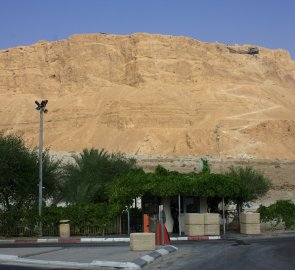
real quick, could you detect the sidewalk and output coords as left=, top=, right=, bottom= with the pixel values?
left=2, top=229, right=295, bottom=245
left=0, top=243, right=177, bottom=269
left=1, top=229, right=295, bottom=245
left=0, top=231, right=294, bottom=269
left=0, top=233, right=219, bottom=269
left=0, top=234, right=221, bottom=245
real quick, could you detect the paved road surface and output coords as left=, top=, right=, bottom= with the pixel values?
left=147, top=237, right=295, bottom=270
left=0, top=236, right=294, bottom=269
left=0, top=266, right=69, bottom=270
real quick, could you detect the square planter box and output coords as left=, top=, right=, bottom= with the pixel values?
left=204, top=224, right=220, bottom=236
left=240, top=213, right=260, bottom=224
left=240, top=223, right=261, bottom=235
left=185, top=214, right=204, bottom=225
left=185, top=224, right=205, bottom=236
left=130, top=233, right=155, bottom=251
left=204, top=214, right=220, bottom=225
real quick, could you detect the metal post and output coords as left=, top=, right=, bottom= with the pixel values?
left=35, top=99, right=48, bottom=238
left=159, top=205, right=164, bottom=245
left=178, top=194, right=181, bottom=236
left=119, top=215, right=122, bottom=235
left=222, top=197, right=226, bottom=236
left=38, top=109, right=43, bottom=237
left=215, top=126, right=220, bottom=159
left=127, top=208, right=130, bottom=235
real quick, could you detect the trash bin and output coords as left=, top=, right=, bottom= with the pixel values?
left=59, top=220, right=70, bottom=238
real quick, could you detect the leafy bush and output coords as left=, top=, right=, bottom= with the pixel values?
left=108, top=165, right=271, bottom=214
left=258, top=200, right=295, bottom=230
left=0, top=203, right=112, bottom=236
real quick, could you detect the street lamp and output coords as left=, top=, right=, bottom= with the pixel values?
left=35, top=99, right=48, bottom=237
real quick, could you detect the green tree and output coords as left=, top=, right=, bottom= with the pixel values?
left=226, top=166, right=272, bottom=214
left=108, top=165, right=271, bottom=216
left=0, top=132, right=61, bottom=210
left=60, top=148, right=136, bottom=204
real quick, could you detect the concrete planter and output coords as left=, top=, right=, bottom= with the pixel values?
left=204, top=213, right=220, bottom=225
left=240, top=223, right=261, bottom=234
left=184, top=224, right=205, bottom=236
left=204, top=224, right=220, bottom=236
left=240, top=213, right=260, bottom=224
left=130, top=233, right=156, bottom=251
left=240, top=213, right=261, bottom=235
left=184, top=214, right=204, bottom=225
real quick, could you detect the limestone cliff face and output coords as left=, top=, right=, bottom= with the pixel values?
left=0, top=33, right=295, bottom=159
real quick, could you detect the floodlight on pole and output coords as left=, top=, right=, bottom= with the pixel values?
left=35, top=99, right=48, bottom=237
left=215, top=126, right=220, bottom=159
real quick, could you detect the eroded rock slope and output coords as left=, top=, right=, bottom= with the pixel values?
left=0, top=33, right=295, bottom=159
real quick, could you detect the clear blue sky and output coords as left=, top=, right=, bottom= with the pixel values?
left=1, top=0, right=294, bottom=59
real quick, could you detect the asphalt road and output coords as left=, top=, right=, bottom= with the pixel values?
left=0, top=237, right=294, bottom=270
left=0, top=242, right=127, bottom=248
left=147, top=237, right=295, bottom=270
left=0, top=266, right=69, bottom=270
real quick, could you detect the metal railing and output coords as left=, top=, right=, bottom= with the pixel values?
left=0, top=213, right=142, bottom=237
left=0, top=223, right=119, bottom=237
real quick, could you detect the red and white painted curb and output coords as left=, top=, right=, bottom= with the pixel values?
left=0, top=235, right=220, bottom=244
left=170, top=236, right=221, bottom=241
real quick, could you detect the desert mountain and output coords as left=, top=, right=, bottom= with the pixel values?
left=0, top=33, right=295, bottom=159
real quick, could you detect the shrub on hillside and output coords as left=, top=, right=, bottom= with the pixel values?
left=258, top=200, right=295, bottom=230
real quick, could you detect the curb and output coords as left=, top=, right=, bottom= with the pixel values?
left=170, top=236, right=220, bottom=241
left=132, top=245, right=178, bottom=268
left=2, top=232, right=293, bottom=245
left=0, top=245, right=178, bottom=269
left=0, top=236, right=220, bottom=245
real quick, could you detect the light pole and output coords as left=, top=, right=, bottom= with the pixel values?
left=35, top=100, right=48, bottom=237
left=215, top=125, right=220, bottom=159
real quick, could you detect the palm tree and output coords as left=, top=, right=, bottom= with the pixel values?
left=60, top=148, right=136, bottom=204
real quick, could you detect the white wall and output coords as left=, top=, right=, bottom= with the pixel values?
left=162, top=197, right=173, bottom=232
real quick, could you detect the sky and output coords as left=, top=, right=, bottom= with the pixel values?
left=1, top=0, right=294, bottom=59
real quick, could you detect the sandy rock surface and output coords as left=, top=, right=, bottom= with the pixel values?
left=1, top=33, right=294, bottom=159
left=1, top=33, right=294, bottom=202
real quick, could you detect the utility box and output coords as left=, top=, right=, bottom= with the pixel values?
left=59, top=220, right=70, bottom=238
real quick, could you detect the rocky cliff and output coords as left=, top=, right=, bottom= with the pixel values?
left=1, top=33, right=295, bottom=159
